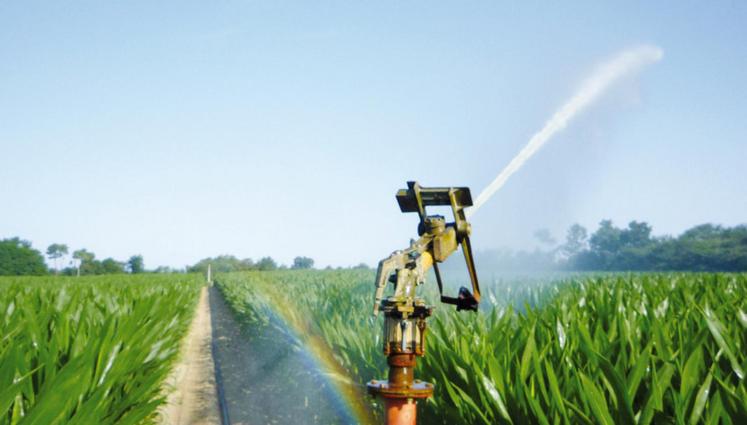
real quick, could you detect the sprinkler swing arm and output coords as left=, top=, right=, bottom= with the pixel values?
left=372, top=182, right=481, bottom=316
left=368, top=181, right=481, bottom=425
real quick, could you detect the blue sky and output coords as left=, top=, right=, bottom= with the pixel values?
left=1, top=1, right=745, bottom=268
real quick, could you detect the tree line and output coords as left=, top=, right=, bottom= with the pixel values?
left=563, top=221, right=747, bottom=271
left=472, top=221, right=747, bottom=272
left=187, top=255, right=316, bottom=274
left=3, top=220, right=745, bottom=276
left=0, top=238, right=146, bottom=276
left=0, top=238, right=321, bottom=276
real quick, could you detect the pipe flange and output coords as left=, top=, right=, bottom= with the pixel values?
left=367, top=380, right=434, bottom=399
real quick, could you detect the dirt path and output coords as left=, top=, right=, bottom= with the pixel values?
left=157, top=285, right=355, bottom=424
left=158, top=286, right=221, bottom=425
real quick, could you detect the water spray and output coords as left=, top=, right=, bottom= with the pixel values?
left=467, top=45, right=663, bottom=218
left=367, top=46, right=662, bottom=425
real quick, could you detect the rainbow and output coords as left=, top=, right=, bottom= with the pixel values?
left=262, top=293, right=378, bottom=425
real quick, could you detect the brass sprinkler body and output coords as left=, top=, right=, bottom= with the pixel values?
left=368, top=267, right=434, bottom=423
left=368, top=182, right=481, bottom=425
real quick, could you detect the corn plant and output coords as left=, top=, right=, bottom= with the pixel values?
left=217, top=271, right=747, bottom=424
left=0, top=274, right=202, bottom=425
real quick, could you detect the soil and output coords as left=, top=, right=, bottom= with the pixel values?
left=157, top=285, right=356, bottom=425
left=158, top=286, right=221, bottom=425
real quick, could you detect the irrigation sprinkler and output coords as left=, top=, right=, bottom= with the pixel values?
left=368, top=181, right=481, bottom=425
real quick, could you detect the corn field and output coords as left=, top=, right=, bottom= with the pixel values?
left=0, top=274, right=202, bottom=425
left=217, top=271, right=747, bottom=424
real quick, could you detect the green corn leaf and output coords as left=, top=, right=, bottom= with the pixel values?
left=544, top=360, right=568, bottom=422
left=595, top=352, right=636, bottom=425
left=638, top=362, right=675, bottom=425
left=689, top=370, right=713, bottom=425
left=627, top=341, right=652, bottom=400
left=680, top=344, right=704, bottom=400
left=480, top=373, right=512, bottom=424
left=703, top=306, right=745, bottom=380
left=564, top=399, right=595, bottom=425
left=520, top=324, right=536, bottom=382
left=713, top=376, right=747, bottom=422
left=578, top=372, right=615, bottom=425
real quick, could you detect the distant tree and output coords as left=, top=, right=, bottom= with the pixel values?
left=240, top=258, right=255, bottom=270
left=127, top=255, right=145, bottom=274
left=673, top=224, right=747, bottom=271
left=0, top=237, right=47, bottom=276
left=680, top=223, right=723, bottom=241
left=353, top=263, right=370, bottom=270
left=620, top=221, right=653, bottom=248
left=154, top=266, right=176, bottom=273
left=72, top=249, right=95, bottom=276
left=564, top=220, right=747, bottom=271
left=588, top=220, right=623, bottom=269
left=101, top=258, right=125, bottom=274
left=73, top=249, right=94, bottom=263
left=589, top=220, right=622, bottom=253
left=291, top=256, right=314, bottom=269
left=256, top=256, right=277, bottom=271
left=533, top=228, right=557, bottom=246
left=561, top=224, right=588, bottom=259
left=188, top=255, right=252, bottom=274
left=46, top=243, right=69, bottom=274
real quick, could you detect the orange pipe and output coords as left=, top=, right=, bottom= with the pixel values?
left=369, top=336, right=432, bottom=424
left=385, top=399, right=417, bottom=425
